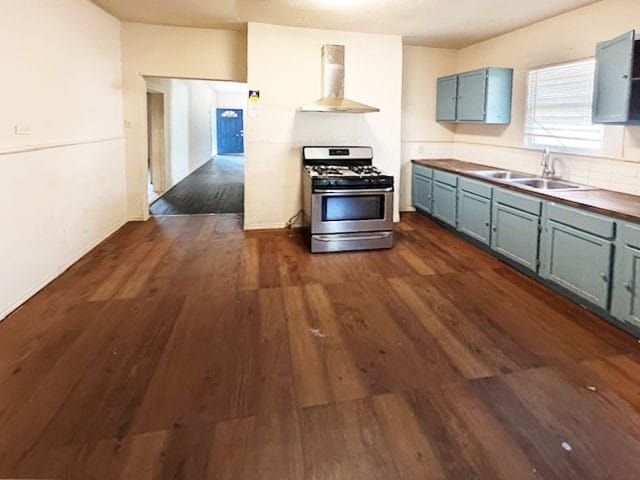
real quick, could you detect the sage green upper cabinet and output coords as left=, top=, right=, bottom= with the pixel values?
left=540, top=203, right=615, bottom=310
left=436, top=75, right=458, bottom=122
left=592, top=30, right=640, bottom=124
left=457, top=70, right=487, bottom=121
left=612, top=223, right=640, bottom=327
left=436, top=67, right=513, bottom=124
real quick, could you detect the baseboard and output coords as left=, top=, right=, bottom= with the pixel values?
left=243, top=222, right=288, bottom=231
left=0, top=219, right=127, bottom=322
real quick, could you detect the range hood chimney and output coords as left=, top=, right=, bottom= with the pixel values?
left=298, top=44, right=380, bottom=114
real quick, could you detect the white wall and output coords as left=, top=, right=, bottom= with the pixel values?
left=121, top=23, right=247, bottom=219
left=452, top=0, right=640, bottom=193
left=0, top=0, right=126, bottom=320
left=246, top=22, right=403, bottom=229
left=215, top=91, right=247, bottom=110
left=401, top=45, right=458, bottom=210
left=145, top=78, right=214, bottom=192
left=188, top=81, right=214, bottom=174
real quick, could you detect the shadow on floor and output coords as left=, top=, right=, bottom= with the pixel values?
left=150, top=155, right=244, bottom=215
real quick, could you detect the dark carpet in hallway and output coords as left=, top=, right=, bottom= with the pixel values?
left=150, top=154, right=244, bottom=215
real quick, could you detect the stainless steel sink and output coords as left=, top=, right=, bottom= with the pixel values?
left=510, top=178, right=594, bottom=191
left=475, top=170, right=537, bottom=180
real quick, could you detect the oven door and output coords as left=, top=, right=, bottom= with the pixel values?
left=311, top=188, right=394, bottom=235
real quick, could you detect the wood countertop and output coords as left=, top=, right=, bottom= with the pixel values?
left=412, top=158, right=640, bottom=223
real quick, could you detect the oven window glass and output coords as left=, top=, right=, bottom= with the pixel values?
left=322, top=195, right=385, bottom=222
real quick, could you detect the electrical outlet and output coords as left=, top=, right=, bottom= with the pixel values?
left=14, top=125, right=32, bottom=135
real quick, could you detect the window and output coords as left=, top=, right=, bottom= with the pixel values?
left=524, top=59, right=602, bottom=152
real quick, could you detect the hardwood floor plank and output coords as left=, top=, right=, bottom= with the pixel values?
left=371, top=393, right=449, bottom=480
left=1, top=212, right=640, bottom=478
left=299, top=398, right=400, bottom=480
left=288, top=284, right=369, bottom=408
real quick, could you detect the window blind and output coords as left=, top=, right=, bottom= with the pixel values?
left=524, top=59, right=602, bottom=151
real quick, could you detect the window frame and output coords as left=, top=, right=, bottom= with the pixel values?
left=523, top=58, right=603, bottom=155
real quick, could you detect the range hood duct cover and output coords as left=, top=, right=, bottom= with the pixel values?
left=298, top=44, right=380, bottom=114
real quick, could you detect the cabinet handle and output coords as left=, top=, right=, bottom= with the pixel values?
left=484, top=221, right=490, bottom=227
left=624, top=281, right=634, bottom=291
left=492, top=226, right=497, bottom=232
left=622, top=74, right=630, bottom=79
left=600, top=272, right=608, bottom=282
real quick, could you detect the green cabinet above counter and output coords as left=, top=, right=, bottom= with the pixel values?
left=592, top=30, right=640, bottom=124
left=436, top=67, right=513, bottom=124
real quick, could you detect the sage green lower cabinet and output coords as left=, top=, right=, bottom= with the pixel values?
left=612, top=223, right=640, bottom=327
left=412, top=164, right=433, bottom=213
left=410, top=165, right=640, bottom=337
left=539, top=203, right=615, bottom=310
left=490, top=189, right=541, bottom=272
left=432, top=171, right=458, bottom=227
left=457, top=178, right=492, bottom=245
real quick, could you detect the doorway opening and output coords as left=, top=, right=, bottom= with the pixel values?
left=145, top=77, right=247, bottom=216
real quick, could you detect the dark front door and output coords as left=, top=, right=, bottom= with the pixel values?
left=216, top=108, right=244, bottom=154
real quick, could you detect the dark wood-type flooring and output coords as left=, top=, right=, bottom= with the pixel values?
left=149, top=155, right=244, bottom=215
left=1, top=213, right=640, bottom=479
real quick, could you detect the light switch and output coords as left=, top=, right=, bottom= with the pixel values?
left=14, top=125, right=32, bottom=135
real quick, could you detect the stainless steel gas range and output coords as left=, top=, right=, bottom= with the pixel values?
left=302, top=146, right=394, bottom=253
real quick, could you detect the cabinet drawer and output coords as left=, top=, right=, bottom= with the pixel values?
left=541, top=220, right=613, bottom=310
left=494, top=188, right=542, bottom=216
left=433, top=170, right=458, bottom=187
left=619, top=222, right=640, bottom=248
left=547, top=203, right=615, bottom=239
left=459, top=177, right=492, bottom=199
left=413, top=163, right=433, bottom=178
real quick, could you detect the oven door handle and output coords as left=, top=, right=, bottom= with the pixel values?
left=313, top=187, right=393, bottom=194
left=314, top=232, right=393, bottom=242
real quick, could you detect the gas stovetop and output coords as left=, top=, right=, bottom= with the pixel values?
left=303, top=146, right=394, bottom=191
left=306, top=165, right=385, bottom=178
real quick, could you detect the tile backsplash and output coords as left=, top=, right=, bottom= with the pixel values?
left=450, top=142, right=640, bottom=196
left=401, top=140, right=640, bottom=212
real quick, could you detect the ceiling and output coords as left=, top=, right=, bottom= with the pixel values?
left=92, top=0, right=600, bottom=48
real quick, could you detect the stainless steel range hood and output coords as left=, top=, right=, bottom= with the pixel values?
left=298, top=44, right=380, bottom=114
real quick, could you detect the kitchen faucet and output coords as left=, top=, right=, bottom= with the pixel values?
left=541, top=147, right=555, bottom=178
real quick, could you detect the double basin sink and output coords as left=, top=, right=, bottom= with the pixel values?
left=474, top=170, right=594, bottom=192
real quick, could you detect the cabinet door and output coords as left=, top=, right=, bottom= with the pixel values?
left=612, top=224, right=640, bottom=327
left=412, top=173, right=432, bottom=213
left=540, top=221, right=612, bottom=310
left=436, top=75, right=458, bottom=122
left=593, top=30, right=635, bottom=123
left=491, top=203, right=540, bottom=272
left=433, top=181, right=457, bottom=227
left=457, top=69, right=487, bottom=122
left=458, top=190, right=491, bottom=245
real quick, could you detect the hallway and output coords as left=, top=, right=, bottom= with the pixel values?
left=149, top=154, right=244, bottom=215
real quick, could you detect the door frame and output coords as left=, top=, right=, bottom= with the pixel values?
left=146, top=89, right=168, bottom=196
